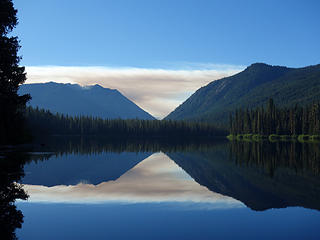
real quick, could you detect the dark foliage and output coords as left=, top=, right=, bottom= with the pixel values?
left=25, top=107, right=227, bottom=138
left=28, top=135, right=227, bottom=156
left=0, top=152, right=29, bottom=240
left=0, top=0, right=30, bottom=144
left=166, top=63, right=320, bottom=125
left=230, top=99, right=320, bottom=135
left=230, top=141, right=320, bottom=177
left=169, top=141, right=320, bottom=211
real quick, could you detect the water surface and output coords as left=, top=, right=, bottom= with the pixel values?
left=1, top=139, right=319, bottom=239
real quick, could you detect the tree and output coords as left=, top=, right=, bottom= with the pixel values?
left=229, top=99, right=320, bottom=136
left=0, top=0, right=30, bottom=144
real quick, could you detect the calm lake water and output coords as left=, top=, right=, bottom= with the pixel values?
left=1, top=138, right=320, bottom=239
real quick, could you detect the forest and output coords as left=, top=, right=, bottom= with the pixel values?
left=166, top=63, right=320, bottom=124
left=25, top=107, right=227, bottom=139
left=229, top=99, right=320, bottom=140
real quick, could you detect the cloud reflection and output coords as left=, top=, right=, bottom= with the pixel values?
left=22, top=153, right=243, bottom=208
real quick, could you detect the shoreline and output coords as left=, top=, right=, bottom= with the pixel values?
left=227, top=134, right=320, bottom=143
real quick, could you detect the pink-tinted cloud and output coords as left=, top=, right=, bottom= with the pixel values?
left=25, top=65, right=244, bottom=118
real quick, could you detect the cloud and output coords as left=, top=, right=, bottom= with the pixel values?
left=25, top=64, right=244, bottom=118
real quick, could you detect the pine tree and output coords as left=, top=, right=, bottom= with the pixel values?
left=0, top=0, right=30, bottom=143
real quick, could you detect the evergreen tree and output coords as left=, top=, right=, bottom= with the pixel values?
left=25, top=106, right=227, bottom=138
left=0, top=0, right=30, bottom=143
left=229, top=99, right=320, bottom=136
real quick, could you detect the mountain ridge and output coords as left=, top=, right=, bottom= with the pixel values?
left=19, top=82, right=155, bottom=120
left=166, top=63, right=320, bottom=124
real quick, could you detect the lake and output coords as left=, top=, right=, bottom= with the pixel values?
left=1, top=138, right=320, bottom=239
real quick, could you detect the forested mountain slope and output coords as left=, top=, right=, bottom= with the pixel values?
left=166, top=63, right=320, bottom=124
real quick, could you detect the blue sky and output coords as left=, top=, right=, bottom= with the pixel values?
left=15, top=0, right=320, bottom=67
left=13, top=0, right=320, bottom=117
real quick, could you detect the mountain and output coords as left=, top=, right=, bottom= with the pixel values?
left=19, top=82, right=155, bottom=119
left=167, top=142, right=320, bottom=211
left=166, top=63, right=320, bottom=124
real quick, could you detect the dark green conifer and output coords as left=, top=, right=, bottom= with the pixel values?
left=0, top=0, right=30, bottom=143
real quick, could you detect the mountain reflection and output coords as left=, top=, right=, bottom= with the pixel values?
left=168, top=141, right=320, bottom=211
left=2, top=136, right=319, bottom=240
left=22, top=152, right=152, bottom=186
left=22, top=152, right=243, bottom=208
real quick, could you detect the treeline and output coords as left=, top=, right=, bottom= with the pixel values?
left=25, top=107, right=227, bottom=138
left=229, top=99, right=320, bottom=136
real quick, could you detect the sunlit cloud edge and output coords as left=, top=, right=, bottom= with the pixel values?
left=24, top=64, right=245, bottom=118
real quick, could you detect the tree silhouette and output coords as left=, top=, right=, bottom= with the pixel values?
left=229, top=99, right=320, bottom=136
left=25, top=106, right=227, bottom=138
left=0, top=152, right=29, bottom=240
left=0, top=0, right=30, bottom=144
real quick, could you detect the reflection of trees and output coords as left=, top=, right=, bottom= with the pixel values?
left=30, top=136, right=227, bottom=156
left=230, top=141, right=320, bottom=177
left=31, top=137, right=320, bottom=177
left=168, top=142, right=320, bottom=211
left=0, top=152, right=29, bottom=240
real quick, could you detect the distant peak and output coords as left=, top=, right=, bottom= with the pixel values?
left=246, top=63, right=270, bottom=70
left=82, top=84, right=119, bottom=93
left=46, top=81, right=61, bottom=85
left=245, top=63, right=291, bottom=71
left=93, top=84, right=103, bottom=88
left=41, top=82, right=79, bottom=88
left=81, top=84, right=103, bottom=90
left=250, top=62, right=269, bottom=67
